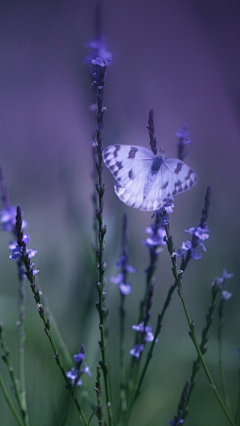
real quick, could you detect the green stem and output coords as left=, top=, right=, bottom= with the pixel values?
left=219, top=299, right=232, bottom=414
left=165, top=224, right=235, bottom=426
left=119, top=294, right=128, bottom=421
left=43, top=296, right=72, bottom=368
left=94, top=65, right=113, bottom=426
left=0, top=372, right=24, bottom=426
left=0, top=324, right=27, bottom=422
left=234, top=367, right=240, bottom=425
left=17, top=270, right=30, bottom=426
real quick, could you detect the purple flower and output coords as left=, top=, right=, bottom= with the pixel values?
left=129, top=344, right=144, bottom=359
left=144, top=226, right=166, bottom=248
left=110, top=249, right=136, bottom=296
left=176, top=240, right=192, bottom=258
left=131, top=322, right=155, bottom=345
left=85, top=37, right=112, bottom=65
left=222, top=268, right=234, bottom=280
left=92, top=57, right=112, bottom=67
left=9, top=234, right=39, bottom=275
left=183, top=225, right=210, bottom=260
left=0, top=206, right=27, bottom=233
left=221, top=290, right=233, bottom=301
left=169, top=420, right=184, bottom=426
left=66, top=345, right=92, bottom=387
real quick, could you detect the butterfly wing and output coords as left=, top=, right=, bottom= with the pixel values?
left=102, top=144, right=154, bottom=209
left=141, top=158, right=197, bottom=211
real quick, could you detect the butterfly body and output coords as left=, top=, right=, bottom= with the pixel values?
left=102, top=144, right=197, bottom=211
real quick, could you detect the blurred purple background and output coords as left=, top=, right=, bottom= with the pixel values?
left=0, top=1, right=240, bottom=425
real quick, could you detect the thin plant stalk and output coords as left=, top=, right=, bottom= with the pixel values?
left=93, top=63, right=113, bottom=426
left=183, top=278, right=220, bottom=419
left=0, top=323, right=24, bottom=420
left=0, top=372, right=24, bottom=426
left=218, top=297, right=232, bottom=414
left=14, top=206, right=88, bottom=426
left=133, top=185, right=212, bottom=404
left=164, top=222, right=235, bottom=426
left=17, top=265, right=29, bottom=426
left=119, top=214, right=129, bottom=421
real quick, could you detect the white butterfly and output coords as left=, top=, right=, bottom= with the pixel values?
left=102, top=144, right=197, bottom=211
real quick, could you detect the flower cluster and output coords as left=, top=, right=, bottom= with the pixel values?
left=144, top=200, right=174, bottom=249
left=176, top=224, right=210, bottom=260
left=212, top=268, right=234, bottom=301
left=110, top=253, right=136, bottom=295
left=0, top=205, right=27, bottom=233
left=85, top=36, right=112, bottom=65
left=130, top=323, right=156, bottom=359
left=9, top=234, right=39, bottom=277
left=66, top=345, right=92, bottom=387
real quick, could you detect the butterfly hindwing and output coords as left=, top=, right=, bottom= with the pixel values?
left=140, top=158, right=197, bottom=211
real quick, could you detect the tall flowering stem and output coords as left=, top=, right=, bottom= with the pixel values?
left=164, top=220, right=235, bottom=426
left=119, top=214, right=129, bottom=419
left=128, top=111, right=162, bottom=404
left=183, top=278, right=221, bottom=419
left=218, top=272, right=234, bottom=415
left=0, top=323, right=26, bottom=423
left=0, top=167, right=29, bottom=426
left=92, top=60, right=113, bottom=426
left=0, top=370, right=24, bottom=426
left=169, top=379, right=190, bottom=426
left=13, top=206, right=88, bottom=426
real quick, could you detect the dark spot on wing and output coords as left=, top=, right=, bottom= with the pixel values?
left=151, top=155, right=164, bottom=175
left=116, top=161, right=123, bottom=170
left=110, top=165, right=115, bottom=171
left=189, top=180, right=193, bottom=187
left=113, top=145, right=121, bottom=158
left=174, top=162, right=183, bottom=174
left=172, top=189, right=177, bottom=196
left=128, top=169, right=134, bottom=180
left=128, top=147, right=138, bottom=158
left=185, top=169, right=194, bottom=180
left=104, top=152, right=110, bottom=160
left=106, top=159, right=111, bottom=166
left=175, top=180, right=182, bottom=187
left=161, top=181, right=168, bottom=190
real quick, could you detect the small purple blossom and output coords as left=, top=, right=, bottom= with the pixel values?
left=176, top=240, right=192, bottom=258
left=110, top=250, right=136, bottom=296
left=85, top=36, right=112, bottom=65
left=130, top=322, right=156, bottom=356
left=66, top=345, right=92, bottom=387
left=222, top=268, right=234, bottom=280
left=129, top=344, right=144, bottom=359
left=221, top=290, right=233, bottom=301
left=9, top=234, right=38, bottom=275
left=182, top=224, right=210, bottom=260
left=144, top=226, right=166, bottom=248
left=92, top=57, right=112, bottom=67
left=0, top=206, right=27, bottom=233
left=169, top=420, right=184, bottom=426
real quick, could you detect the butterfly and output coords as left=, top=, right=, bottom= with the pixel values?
left=102, top=144, right=197, bottom=211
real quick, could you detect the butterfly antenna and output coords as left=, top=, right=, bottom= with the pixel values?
left=163, top=139, right=190, bottom=153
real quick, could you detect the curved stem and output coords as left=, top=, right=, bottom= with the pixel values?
left=164, top=224, right=235, bottom=426
left=0, top=372, right=24, bottom=426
